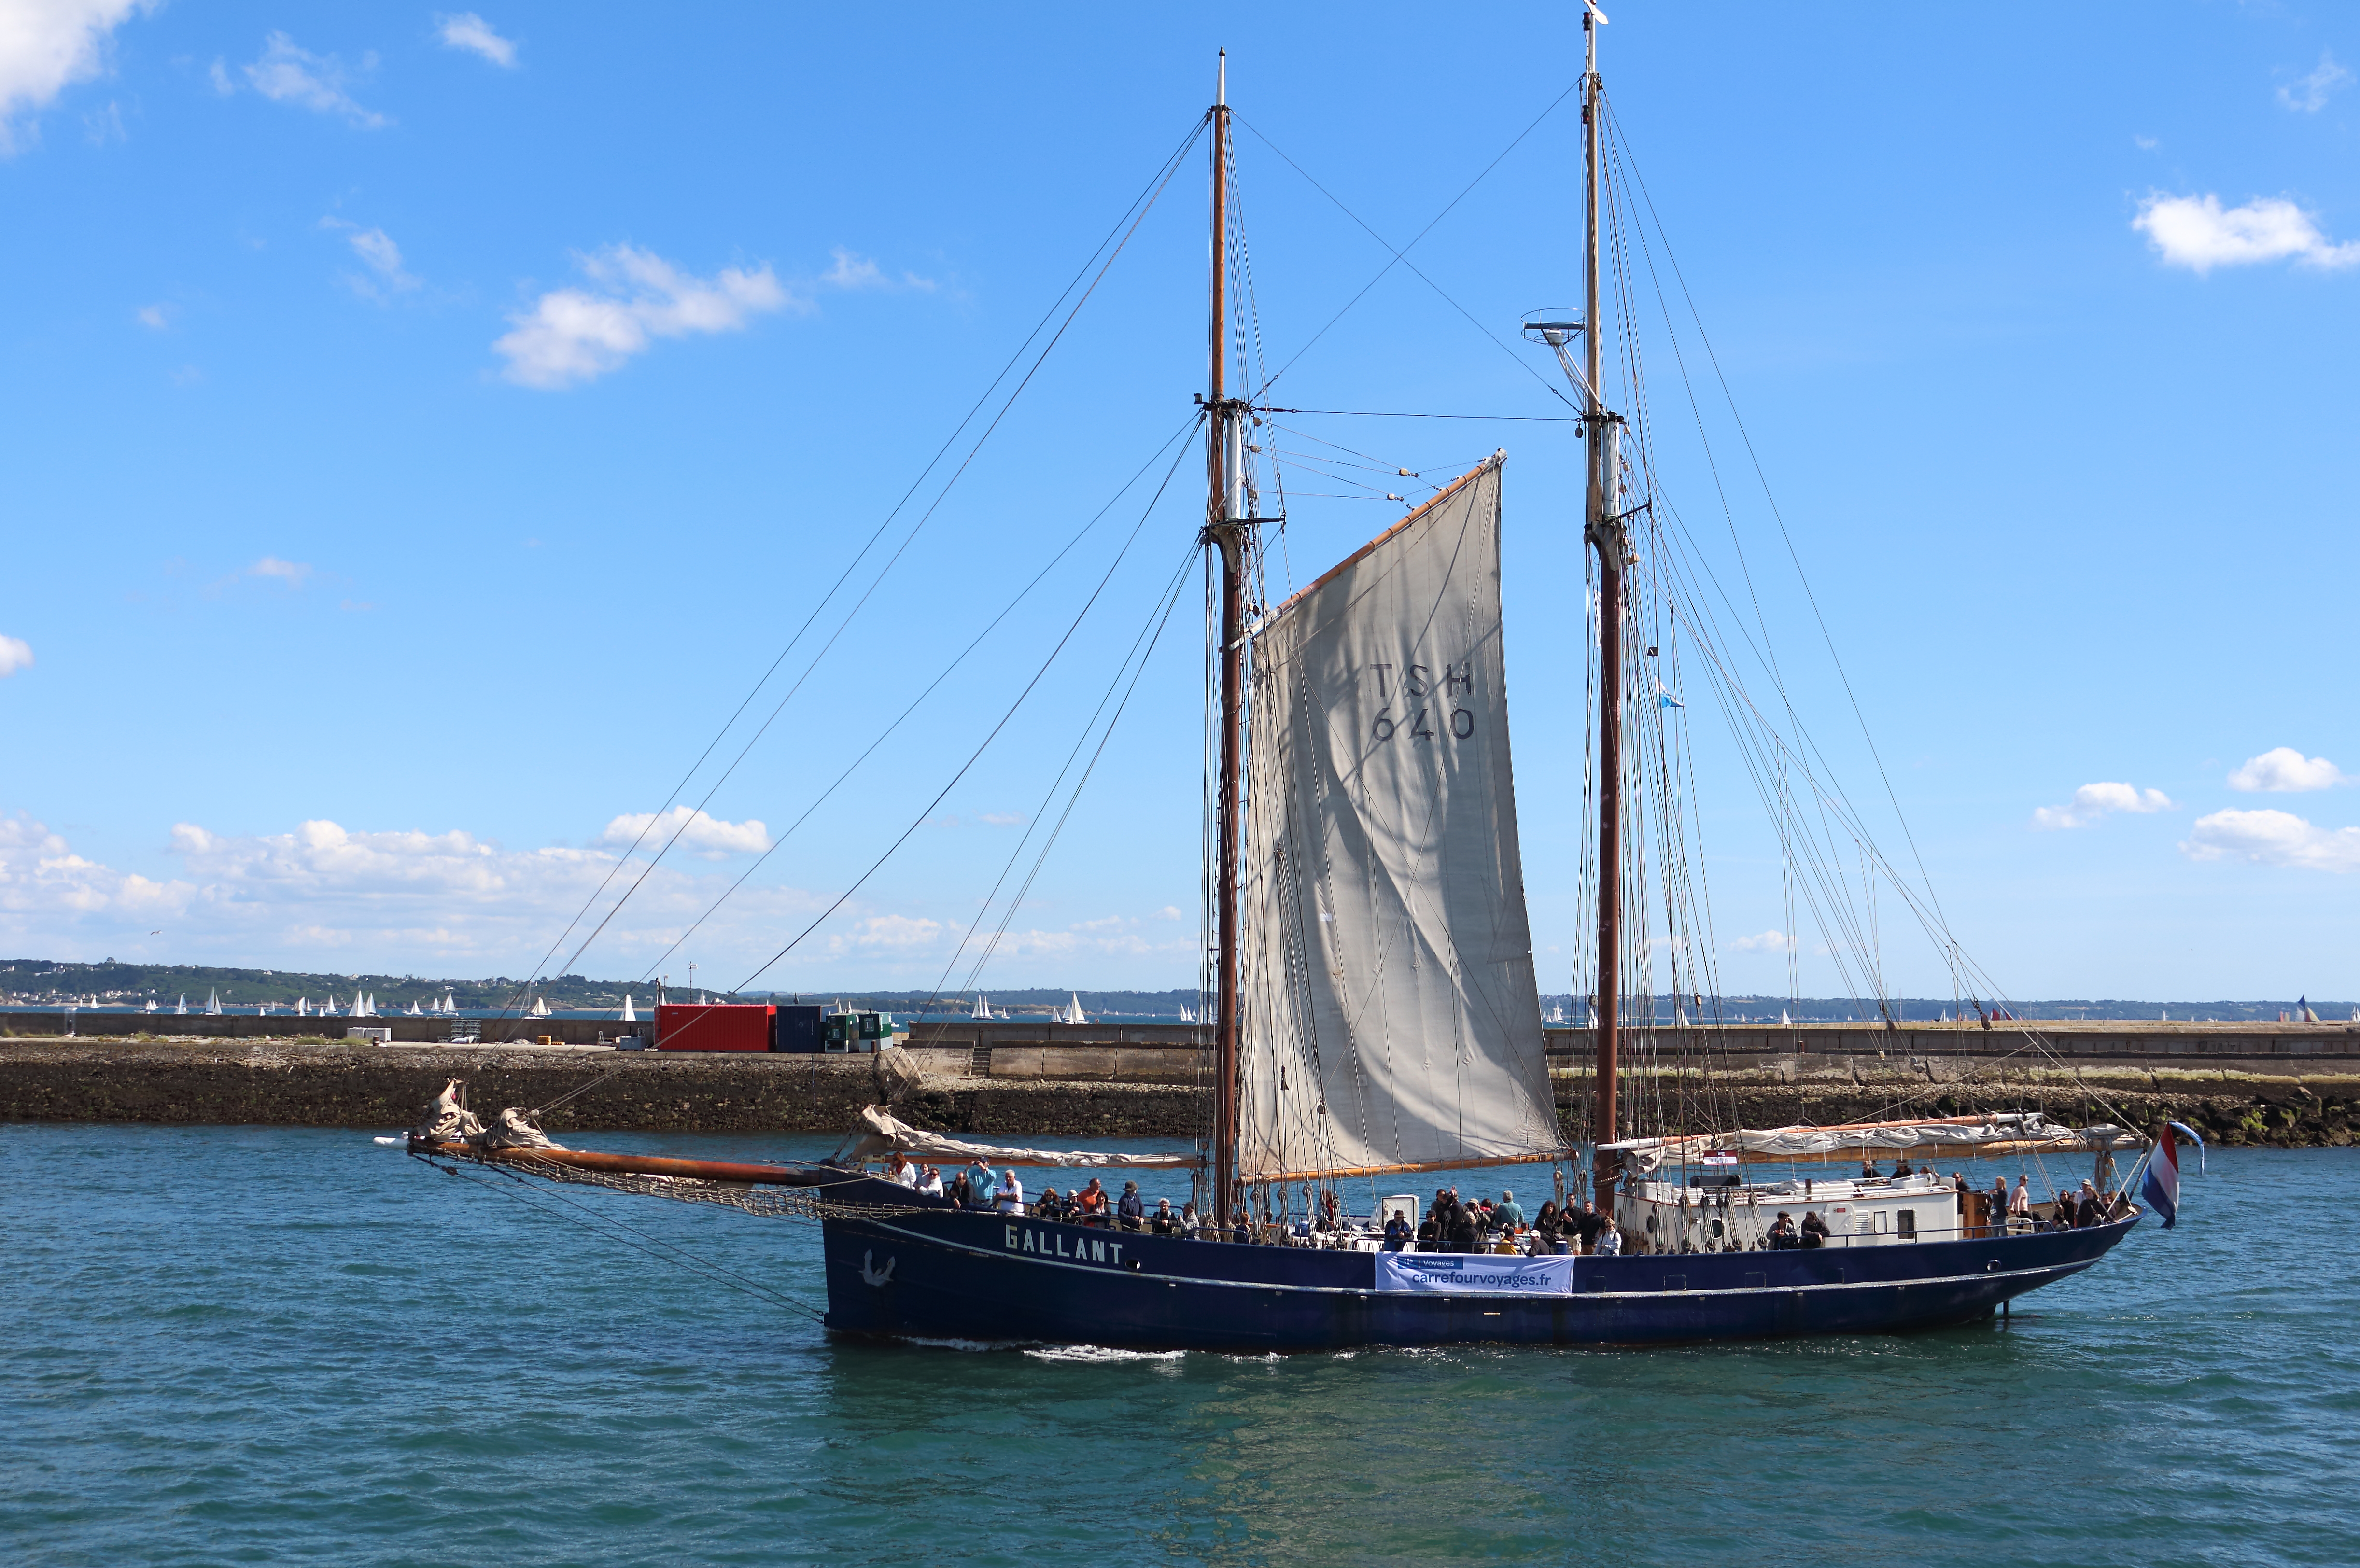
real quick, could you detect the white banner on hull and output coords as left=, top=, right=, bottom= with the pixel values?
left=1375, top=1253, right=1576, bottom=1294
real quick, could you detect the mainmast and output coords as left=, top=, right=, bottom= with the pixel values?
left=1581, top=4, right=1626, bottom=1200
left=1205, top=50, right=1247, bottom=1231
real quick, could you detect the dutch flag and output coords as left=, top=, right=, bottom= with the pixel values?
left=2140, top=1120, right=2206, bottom=1229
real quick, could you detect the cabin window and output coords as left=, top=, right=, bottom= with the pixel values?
left=1710, top=1218, right=1725, bottom=1238
left=1898, top=1210, right=1917, bottom=1240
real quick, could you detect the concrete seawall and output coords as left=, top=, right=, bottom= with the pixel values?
left=2, top=1036, right=2354, bottom=1148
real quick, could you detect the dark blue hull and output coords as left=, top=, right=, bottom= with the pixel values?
left=819, top=1198, right=2137, bottom=1350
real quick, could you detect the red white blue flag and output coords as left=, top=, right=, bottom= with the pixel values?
left=2140, top=1120, right=2205, bottom=1229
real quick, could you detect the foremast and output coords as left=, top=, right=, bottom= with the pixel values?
left=1580, top=4, right=1628, bottom=1200
left=1204, top=51, right=1249, bottom=1230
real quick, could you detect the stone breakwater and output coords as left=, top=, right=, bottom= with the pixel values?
left=2, top=1037, right=2356, bottom=1148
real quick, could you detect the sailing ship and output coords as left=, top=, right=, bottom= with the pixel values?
left=418, top=14, right=2163, bottom=1349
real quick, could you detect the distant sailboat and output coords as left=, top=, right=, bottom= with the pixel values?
left=1061, top=993, right=1088, bottom=1025
left=1780, top=1009, right=1792, bottom=1026
left=529, top=996, right=550, bottom=1018
left=971, top=994, right=995, bottom=1021
left=443, top=991, right=457, bottom=1013
left=406, top=1000, right=423, bottom=1016
left=296, top=997, right=309, bottom=1016
left=143, top=999, right=158, bottom=1013
left=204, top=989, right=222, bottom=1016
left=2297, top=996, right=2321, bottom=1023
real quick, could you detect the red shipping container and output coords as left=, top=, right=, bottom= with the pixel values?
left=656, top=1002, right=775, bottom=1052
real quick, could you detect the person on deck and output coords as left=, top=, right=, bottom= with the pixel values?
left=916, top=1165, right=944, bottom=1197
left=995, top=1169, right=1025, bottom=1215
left=1117, top=1181, right=1146, bottom=1231
left=1446, top=1203, right=1482, bottom=1254
left=1382, top=1211, right=1413, bottom=1251
left=1074, top=1177, right=1110, bottom=1223
left=1987, top=1176, right=2009, bottom=1230
left=967, top=1158, right=997, bottom=1208
left=1767, top=1211, right=1798, bottom=1249
left=1415, top=1213, right=1440, bottom=1252
left=1571, top=1201, right=1604, bottom=1254
left=1231, top=1208, right=1254, bottom=1245
left=1593, top=1222, right=1622, bottom=1256
left=1952, top=1171, right=1970, bottom=1194
left=1180, top=1198, right=1201, bottom=1234
left=1150, top=1197, right=1180, bottom=1236
left=1889, top=1157, right=1914, bottom=1179
left=2009, top=1176, right=2031, bottom=1219
left=1497, top=1190, right=1526, bottom=1231
left=1533, top=1199, right=1559, bottom=1243
left=1800, top=1210, right=1830, bottom=1248
left=1859, top=1157, right=1879, bottom=1179
left=1035, top=1185, right=1060, bottom=1219
left=2073, top=1180, right=2103, bottom=1228
left=885, top=1153, right=917, bottom=1187
left=948, top=1170, right=971, bottom=1207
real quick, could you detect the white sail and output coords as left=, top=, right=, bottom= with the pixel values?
left=1061, top=993, right=1087, bottom=1025
left=1235, top=458, right=1559, bottom=1180
left=972, top=994, right=993, bottom=1021
left=530, top=996, right=549, bottom=1018
left=204, top=989, right=221, bottom=1016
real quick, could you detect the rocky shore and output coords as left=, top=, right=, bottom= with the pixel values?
left=3, top=1036, right=2355, bottom=1148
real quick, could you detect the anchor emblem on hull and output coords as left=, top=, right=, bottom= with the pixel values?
left=860, top=1250, right=897, bottom=1288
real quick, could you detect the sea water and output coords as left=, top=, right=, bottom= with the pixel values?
left=2, top=1124, right=2351, bottom=1567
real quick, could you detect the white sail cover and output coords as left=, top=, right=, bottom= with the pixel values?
left=1236, top=456, right=1561, bottom=1180
left=847, top=1106, right=1197, bottom=1169
left=1601, top=1113, right=2141, bottom=1174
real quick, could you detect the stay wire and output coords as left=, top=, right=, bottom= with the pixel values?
left=629, top=414, right=1202, bottom=988
left=1233, top=87, right=1583, bottom=405
left=729, top=424, right=1205, bottom=994
left=419, top=1153, right=824, bottom=1323
left=943, top=542, right=1200, bottom=1002
left=494, top=112, right=1210, bottom=1037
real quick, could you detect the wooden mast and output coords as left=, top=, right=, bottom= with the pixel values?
left=1582, top=5, right=1625, bottom=1200
left=1207, top=50, right=1245, bottom=1232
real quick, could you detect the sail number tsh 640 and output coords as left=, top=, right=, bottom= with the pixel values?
left=1368, top=661, right=1475, bottom=742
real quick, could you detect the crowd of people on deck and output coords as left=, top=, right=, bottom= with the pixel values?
left=873, top=1148, right=2133, bottom=1250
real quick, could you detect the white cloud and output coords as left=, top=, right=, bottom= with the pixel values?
left=248, top=556, right=312, bottom=588
left=1152, top=905, right=1183, bottom=921
left=2134, top=192, right=2360, bottom=275
left=0, top=634, right=33, bottom=676
left=2181, top=808, right=2360, bottom=873
left=0, top=809, right=187, bottom=919
left=2133, top=134, right=2159, bottom=151
left=321, top=218, right=421, bottom=300
left=435, top=12, right=517, bottom=68
left=2032, top=781, right=2174, bottom=830
left=976, top=812, right=1026, bottom=827
left=2227, top=746, right=2349, bottom=793
left=598, top=806, right=771, bottom=858
left=0, top=0, right=147, bottom=155
left=1728, top=928, right=1797, bottom=954
left=0, top=809, right=853, bottom=970
left=2278, top=50, right=2353, bottom=114
left=239, top=32, right=388, bottom=129
left=135, top=302, right=171, bottom=330
left=493, top=245, right=794, bottom=388
left=822, top=245, right=937, bottom=293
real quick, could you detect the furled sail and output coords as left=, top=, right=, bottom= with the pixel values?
left=1601, top=1113, right=2142, bottom=1175
left=1236, top=455, right=1561, bottom=1181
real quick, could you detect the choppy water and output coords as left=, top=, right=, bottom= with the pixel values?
left=3, top=1124, right=2351, bottom=1566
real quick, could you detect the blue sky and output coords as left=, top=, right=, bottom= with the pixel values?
left=0, top=2, right=2354, bottom=1001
